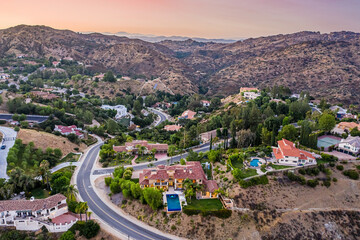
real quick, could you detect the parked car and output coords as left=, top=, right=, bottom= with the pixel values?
left=1, top=145, right=6, bottom=150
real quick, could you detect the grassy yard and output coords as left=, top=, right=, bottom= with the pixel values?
left=135, top=155, right=156, bottom=163
left=31, top=187, right=50, bottom=199
left=271, top=164, right=293, bottom=170
left=185, top=199, right=223, bottom=211
left=234, top=168, right=258, bottom=179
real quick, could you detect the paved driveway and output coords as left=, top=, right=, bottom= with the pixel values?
left=0, top=126, right=17, bottom=179
left=323, top=151, right=357, bottom=161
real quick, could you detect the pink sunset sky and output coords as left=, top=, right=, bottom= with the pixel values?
left=1, top=0, right=360, bottom=38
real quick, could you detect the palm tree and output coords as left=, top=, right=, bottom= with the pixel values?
left=75, top=203, right=83, bottom=221
left=83, top=202, right=89, bottom=221
left=66, top=184, right=78, bottom=201
left=40, top=160, right=50, bottom=190
left=87, top=211, right=92, bottom=221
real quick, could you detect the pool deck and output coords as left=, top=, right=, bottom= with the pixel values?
left=163, top=188, right=187, bottom=212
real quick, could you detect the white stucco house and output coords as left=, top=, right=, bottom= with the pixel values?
left=338, top=136, right=360, bottom=156
left=0, top=194, right=78, bottom=232
left=273, top=139, right=316, bottom=166
left=243, top=91, right=261, bottom=100
left=101, top=105, right=127, bottom=119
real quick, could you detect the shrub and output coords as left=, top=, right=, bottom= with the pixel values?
left=286, top=172, right=306, bottom=185
left=105, top=177, right=112, bottom=186
left=343, top=170, right=359, bottom=180
left=329, top=162, right=335, bottom=167
left=320, top=153, right=338, bottom=162
left=336, top=165, right=344, bottom=171
left=298, top=169, right=306, bottom=175
left=306, top=179, right=319, bottom=188
left=60, top=231, right=75, bottom=240
left=171, top=225, right=176, bottom=230
left=357, top=165, right=360, bottom=170
left=240, top=175, right=268, bottom=188
left=82, top=220, right=100, bottom=239
left=323, top=180, right=331, bottom=188
left=332, top=178, right=338, bottom=182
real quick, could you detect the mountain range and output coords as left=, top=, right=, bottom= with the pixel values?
left=0, top=25, right=359, bottom=106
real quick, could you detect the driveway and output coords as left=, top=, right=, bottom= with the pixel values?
left=0, top=126, right=17, bottom=179
left=323, top=151, right=358, bottom=161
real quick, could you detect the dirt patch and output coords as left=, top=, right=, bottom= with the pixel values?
left=17, top=129, right=86, bottom=157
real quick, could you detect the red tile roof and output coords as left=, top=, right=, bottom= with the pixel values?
left=273, top=139, right=315, bottom=160
left=164, top=125, right=182, bottom=132
left=180, top=110, right=196, bottom=120
left=0, top=194, right=66, bottom=212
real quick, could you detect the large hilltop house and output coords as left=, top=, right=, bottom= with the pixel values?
left=273, top=139, right=316, bottom=166
left=179, top=110, right=196, bottom=120
left=332, top=122, right=360, bottom=135
left=101, top=105, right=127, bottom=119
left=0, top=194, right=78, bottom=232
left=337, top=136, right=360, bottom=156
left=113, top=140, right=168, bottom=154
left=139, top=161, right=219, bottom=199
left=54, top=125, right=84, bottom=139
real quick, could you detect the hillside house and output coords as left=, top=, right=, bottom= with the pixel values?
left=164, top=125, right=182, bottom=132
left=0, top=194, right=78, bottom=232
left=337, top=136, right=360, bottom=156
left=101, top=105, right=127, bottom=119
left=273, top=139, right=316, bottom=166
left=54, top=125, right=84, bottom=139
left=179, top=110, right=196, bottom=120
left=332, top=122, right=360, bottom=135
left=200, top=100, right=211, bottom=107
left=139, top=162, right=219, bottom=199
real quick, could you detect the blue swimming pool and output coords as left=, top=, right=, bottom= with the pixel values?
left=166, top=194, right=181, bottom=211
left=250, top=159, right=260, bottom=167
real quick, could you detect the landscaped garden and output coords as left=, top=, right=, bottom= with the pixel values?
left=270, top=164, right=293, bottom=170
left=135, top=154, right=157, bottom=164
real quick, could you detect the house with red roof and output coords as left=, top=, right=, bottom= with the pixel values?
left=54, top=125, right=84, bottom=139
left=0, top=194, right=78, bottom=232
left=201, top=100, right=211, bottom=107
left=164, top=125, right=182, bottom=132
left=273, top=139, right=316, bottom=166
left=179, top=110, right=196, bottom=120
left=139, top=161, right=218, bottom=199
left=113, top=140, right=168, bottom=154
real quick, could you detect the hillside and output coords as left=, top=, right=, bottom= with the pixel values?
left=1, top=25, right=360, bottom=105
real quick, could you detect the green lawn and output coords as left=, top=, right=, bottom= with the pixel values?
left=235, top=168, right=258, bottom=179
left=135, top=155, right=156, bottom=163
left=185, top=199, right=223, bottom=211
left=31, top=188, right=50, bottom=199
left=271, top=164, right=293, bottom=170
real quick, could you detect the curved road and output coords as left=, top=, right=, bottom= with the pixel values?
left=77, top=142, right=174, bottom=240
left=148, top=108, right=168, bottom=127
left=0, top=126, right=17, bottom=179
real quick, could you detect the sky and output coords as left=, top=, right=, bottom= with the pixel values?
left=1, top=0, right=360, bottom=39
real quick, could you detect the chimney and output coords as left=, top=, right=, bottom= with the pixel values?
left=189, top=168, right=192, bottom=174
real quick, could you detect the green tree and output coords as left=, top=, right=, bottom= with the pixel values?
left=278, top=125, right=298, bottom=141
left=133, top=100, right=142, bottom=116
left=103, top=71, right=116, bottom=82
left=60, top=231, right=75, bottom=240
left=319, top=114, right=336, bottom=132
left=143, top=187, right=163, bottom=210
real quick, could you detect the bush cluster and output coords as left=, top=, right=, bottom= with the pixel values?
left=343, top=170, right=359, bottom=180
left=183, top=208, right=232, bottom=218
left=239, top=175, right=269, bottom=188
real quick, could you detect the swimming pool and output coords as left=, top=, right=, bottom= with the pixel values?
left=166, top=194, right=181, bottom=211
left=250, top=159, right=260, bottom=167
left=317, top=136, right=341, bottom=149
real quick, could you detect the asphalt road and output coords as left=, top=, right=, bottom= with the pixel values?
left=77, top=142, right=173, bottom=240
left=148, top=108, right=168, bottom=127
left=0, top=114, right=49, bottom=123
left=0, top=126, right=17, bottom=179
